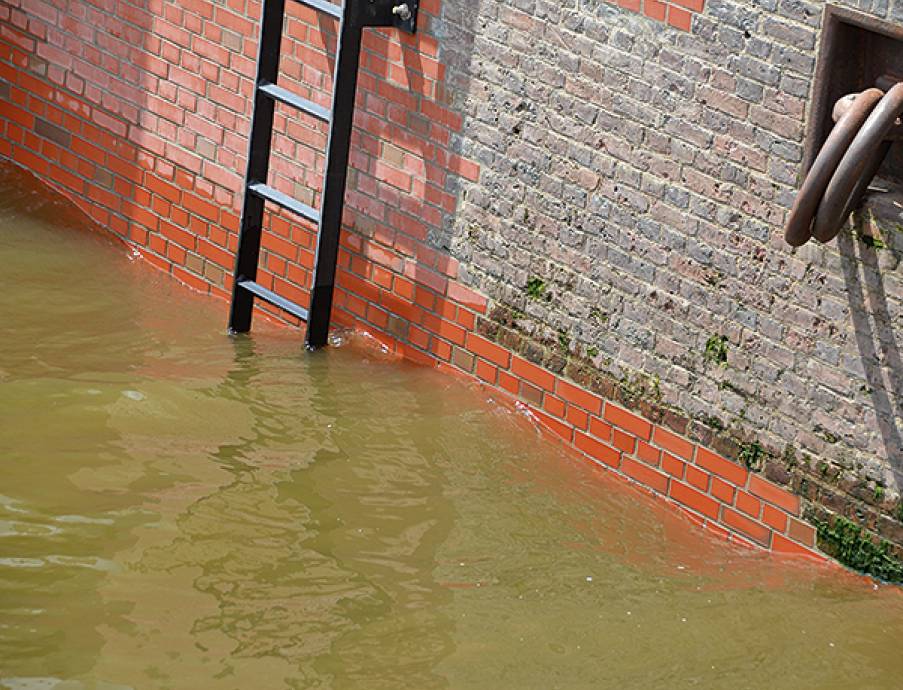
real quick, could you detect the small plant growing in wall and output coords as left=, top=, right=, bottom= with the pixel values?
left=704, top=334, right=728, bottom=366
left=782, top=444, right=798, bottom=470
left=589, top=307, right=608, bottom=323
left=815, top=425, right=839, bottom=444
left=703, top=414, right=726, bottom=431
left=738, top=440, right=765, bottom=471
left=557, top=330, right=571, bottom=352
left=526, top=277, right=546, bottom=300
left=857, top=218, right=887, bottom=249
left=860, top=234, right=886, bottom=250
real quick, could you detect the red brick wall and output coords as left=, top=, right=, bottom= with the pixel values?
left=0, top=0, right=823, bottom=563
left=609, top=0, right=703, bottom=32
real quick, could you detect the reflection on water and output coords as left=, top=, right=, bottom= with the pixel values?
left=2, top=162, right=903, bottom=689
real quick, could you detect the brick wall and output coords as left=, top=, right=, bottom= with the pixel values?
left=2, top=0, right=902, bottom=568
left=606, top=0, right=705, bottom=31
left=442, top=0, right=903, bottom=562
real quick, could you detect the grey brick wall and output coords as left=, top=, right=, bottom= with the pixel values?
left=440, top=0, right=903, bottom=530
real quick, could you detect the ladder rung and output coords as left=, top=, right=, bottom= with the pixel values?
left=248, top=182, right=320, bottom=224
left=293, top=0, right=342, bottom=19
left=258, top=83, right=331, bottom=122
left=238, top=280, right=309, bottom=321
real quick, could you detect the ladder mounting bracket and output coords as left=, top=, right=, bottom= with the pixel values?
left=357, top=0, right=419, bottom=34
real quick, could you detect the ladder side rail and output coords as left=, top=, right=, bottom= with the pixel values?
left=304, top=7, right=364, bottom=349
left=228, top=0, right=287, bottom=334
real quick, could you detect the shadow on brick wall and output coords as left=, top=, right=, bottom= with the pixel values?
left=1, top=0, right=253, bottom=291
left=3, top=0, right=484, bottom=318
left=339, top=1, right=481, bottom=291
left=838, top=230, right=903, bottom=488
left=227, top=0, right=483, bottom=320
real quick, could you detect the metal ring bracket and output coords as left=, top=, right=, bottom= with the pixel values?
left=784, top=88, right=883, bottom=247
left=812, top=82, right=903, bottom=242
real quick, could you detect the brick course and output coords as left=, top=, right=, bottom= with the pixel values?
left=2, top=0, right=901, bottom=568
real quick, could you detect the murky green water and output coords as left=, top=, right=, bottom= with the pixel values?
left=1, top=162, right=903, bottom=689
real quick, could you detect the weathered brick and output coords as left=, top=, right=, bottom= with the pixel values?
left=670, top=481, right=720, bottom=520
left=736, top=491, right=762, bottom=519
left=749, top=474, right=800, bottom=516
left=512, top=355, right=556, bottom=391
left=772, top=533, right=819, bottom=558
left=762, top=504, right=788, bottom=532
left=710, top=476, right=735, bottom=504
left=35, top=117, right=70, bottom=147
left=575, top=431, right=621, bottom=468
left=653, top=426, right=694, bottom=460
left=788, top=517, right=816, bottom=548
left=622, top=456, right=669, bottom=494
left=604, top=403, right=653, bottom=440
left=696, top=448, right=748, bottom=487
left=686, top=464, right=710, bottom=491
left=557, top=379, right=603, bottom=415
left=722, top=508, right=771, bottom=547
left=662, top=452, right=686, bottom=479
left=466, top=333, right=510, bottom=368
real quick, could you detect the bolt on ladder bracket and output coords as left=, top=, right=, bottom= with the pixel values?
left=227, top=0, right=419, bottom=350
left=359, top=0, right=419, bottom=33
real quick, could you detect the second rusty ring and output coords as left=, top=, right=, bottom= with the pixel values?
left=812, top=82, right=903, bottom=243
left=783, top=88, right=883, bottom=247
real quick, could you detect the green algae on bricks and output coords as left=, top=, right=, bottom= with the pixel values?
left=589, top=307, right=608, bottom=323
left=860, top=234, right=887, bottom=249
left=814, top=516, right=903, bottom=583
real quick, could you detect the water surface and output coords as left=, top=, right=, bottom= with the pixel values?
left=1, top=163, right=902, bottom=689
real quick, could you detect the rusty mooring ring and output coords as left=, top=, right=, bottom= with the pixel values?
left=783, top=88, right=883, bottom=247
left=833, top=92, right=903, bottom=140
left=812, top=82, right=903, bottom=243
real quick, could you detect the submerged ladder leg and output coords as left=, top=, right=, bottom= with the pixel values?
left=228, top=0, right=287, bottom=334
left=304, top=13, right=362, bottom=349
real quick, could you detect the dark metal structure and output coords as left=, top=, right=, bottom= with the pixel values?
left=228, top=0, right=419, bottom=348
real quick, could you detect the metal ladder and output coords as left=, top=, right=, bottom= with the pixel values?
left=228, top=0, right=418, bottom=349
